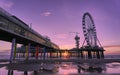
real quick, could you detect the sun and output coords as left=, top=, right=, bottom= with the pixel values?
left=63, top=51, right=69, bottom=58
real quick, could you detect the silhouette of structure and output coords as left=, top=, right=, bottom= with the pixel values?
left=74, top=33, right=80, bottom=49
left=80, top=12, right=105, bottom=59
left=74, top=33, right=80, bottom=57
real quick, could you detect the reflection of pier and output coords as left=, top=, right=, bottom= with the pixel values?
left=1, top=59, right=120, bottom=75
left=0, top=59, right=120, bottom=75
left=78, top=63, right=106, bottom=73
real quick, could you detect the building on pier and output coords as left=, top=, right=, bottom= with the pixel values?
left=69, top=12, right=105, bottom=59
left=80, top=12, right=105, bottom=59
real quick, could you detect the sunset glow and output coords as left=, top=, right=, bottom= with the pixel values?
left=63, top=51, right=69, bottom=57
left=0, top=0, right=120, bottom=55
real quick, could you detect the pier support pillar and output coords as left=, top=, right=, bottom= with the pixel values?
left=34, top=71, right=38, bottom=75
left=93, top=51, right=96, bottom=58
left=96, top=51, right=100, bottom=59
left=8, top=70, right=13, bottom=75
left=36, top=46, right=39, bottom=60
left=101, top=51, right=104, bottom=59
left=78, top=49, right=80, bottom=58
left=24, top=71, right=28, bottom=75
left=13, top=43, right=17, bottom=60
left=10, top=38, right=16, bottom=63
left=57, top=50, right=59, bottom=58
left=80, top=51, right=83, bottom=58
left=26, top=43, right=31, bottom=60
left=88, top=51, right=92, bottom=59
left=25, top=45, right=28, bottom=60
left=60, top=51, right=62, bottom=58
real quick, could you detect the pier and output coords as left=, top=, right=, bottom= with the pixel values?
left=0, top=8, right=105, bottom=63
left=0, top=7, right=114, bottom=75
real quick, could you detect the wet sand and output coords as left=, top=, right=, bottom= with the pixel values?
left=14, top=58, right=120, bottom=64
left=36, top=73, right=120, bottom=75
left=0, top=59, right=120, bottom=75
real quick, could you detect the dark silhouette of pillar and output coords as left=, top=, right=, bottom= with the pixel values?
left=8, top=70, right=13, bottom=75
left=60, top=52, right=62, bottom=58
left=50, top=51, right=52, bottom=58
left=10, top=38, right=16, bottom=63
left=24, top=71, right=28, bottom=75
left=78, top=49, right=80, bottom=58
left=36, top=46, right=39, bottom=60
left=80, top=51, right=83, bottom=58
left=93, top=51, right=96, bottom=58
left=57, top=51, right=59, bottom=58
left=70, top=52, right=72, bottom=57
left=78, top=68, right=81, bottom=73
left=34, top=71, right=38, bottom=75
left=96, top=51, right=100, bottom=59
left=88, top=51, right=92, bottom=59
left=101, top=51, right=104, bottom=59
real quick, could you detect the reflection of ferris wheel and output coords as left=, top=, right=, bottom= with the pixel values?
left=82, top=12, right=98, bottom=47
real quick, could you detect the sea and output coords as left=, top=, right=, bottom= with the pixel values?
left=0, top=50, right=120, bottom=75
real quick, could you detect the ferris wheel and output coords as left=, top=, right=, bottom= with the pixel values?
left=82, top=12, right=97, bottom=47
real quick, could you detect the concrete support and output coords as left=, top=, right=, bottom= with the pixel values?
left=93, top=51, right=96, bottom=58
left=34, top=71, right=38, bottom=75
left=13, top=43, right=17, bottom=60
left=25, top=45, right=28, bottom=60
left=78, top=49, right=80, bottom=58
left=101, top=51, right=104, bottom=59
left=36, top=46, right=39, bottom=60
left=8, top=70, right=13, bottom=75
left=80, top=51, right=83, bottom=58
left=57, top=50, right=59, bottom=58
left=24, top=71, right=28, bottom=75
left=10, top=38, right=16, bottom=63
left=96, top=51, right=100, bottom=59
left=60, top=52, right=62, bottom=58
left=88, top=51, right=92, bottom=59
left=26, top=43, right=31, bottom=60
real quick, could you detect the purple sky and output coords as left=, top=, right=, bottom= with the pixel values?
left=0, top=0, right=120, bottom=54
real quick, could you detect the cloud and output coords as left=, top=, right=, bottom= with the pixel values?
left=60, top=44, right=74, bottom=49
left=3, top=1, right=13, bottom=9
left=41, top=11, right=52, bottom=16
left=54, top=33, right=68, bottom=39
left=104, top=46, right=120, bottom=55
left=103, top=45, right=120, bottom=48
left=0, top=0, right=14, bottom=10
